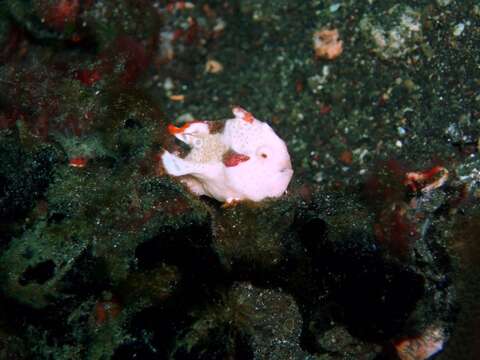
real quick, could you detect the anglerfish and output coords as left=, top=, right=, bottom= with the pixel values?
left=161, top=107, right=293, bottom=203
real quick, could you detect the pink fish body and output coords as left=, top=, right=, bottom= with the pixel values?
left=161, top=107, right=293, bottom=203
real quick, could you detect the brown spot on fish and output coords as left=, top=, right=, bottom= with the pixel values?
left=207, top=120, right=225, bottom=134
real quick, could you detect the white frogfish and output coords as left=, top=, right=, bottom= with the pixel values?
left=161, top=107, right=293, bottom=203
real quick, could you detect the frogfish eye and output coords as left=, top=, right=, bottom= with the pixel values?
left=256, top=146, right=271, bottom=159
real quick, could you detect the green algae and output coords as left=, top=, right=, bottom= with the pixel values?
left=170, top=282, right=313, bottom=360
left=0, top=128, right=61, bottom=223
left=440, top=208, right=480, bottom=360
left=0, top=218, right=90, bottom=308
left=211, top=198, right=296, bottom=272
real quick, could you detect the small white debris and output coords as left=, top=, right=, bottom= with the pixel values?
left=314, top=172, right=324, bottom=183
left=436, top=0, right=452, bottom=6
left=329, top=3, right=341, bottom=12
left=453, top=23, right=465, bottom=37
left=205, top=59, right=224, bottom=74
left=395, top=140, right=403, bottom=148
left=163, top=77, right=174, bottom=91
left=308, top=66, right=330, bottom=93
left=177, top=113, right=195, bottom=123
left=213, top=18, right=226, bottom=32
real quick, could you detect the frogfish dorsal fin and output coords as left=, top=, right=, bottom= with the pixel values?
left=232, top=106, right=254, bottom=124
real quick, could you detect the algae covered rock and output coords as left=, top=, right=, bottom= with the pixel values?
left=316, top=325, right=380, bottom=359
left=0, top=128, right=60, bottom=222
left=5, top=0, right=159, bottom=47
left=0, top=162, right=209, bottom=308
left=0, top=218, right=90, bottom=308
left=6, top=0, right=79, bottom=41
left=292, top=189, right=455, bottom=358
left=211, top=198, right=297, bottom=274
left=170, top=282, right=313, bottom=360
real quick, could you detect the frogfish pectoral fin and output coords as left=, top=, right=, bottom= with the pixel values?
left=161, top=150, right=194, bottom=176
